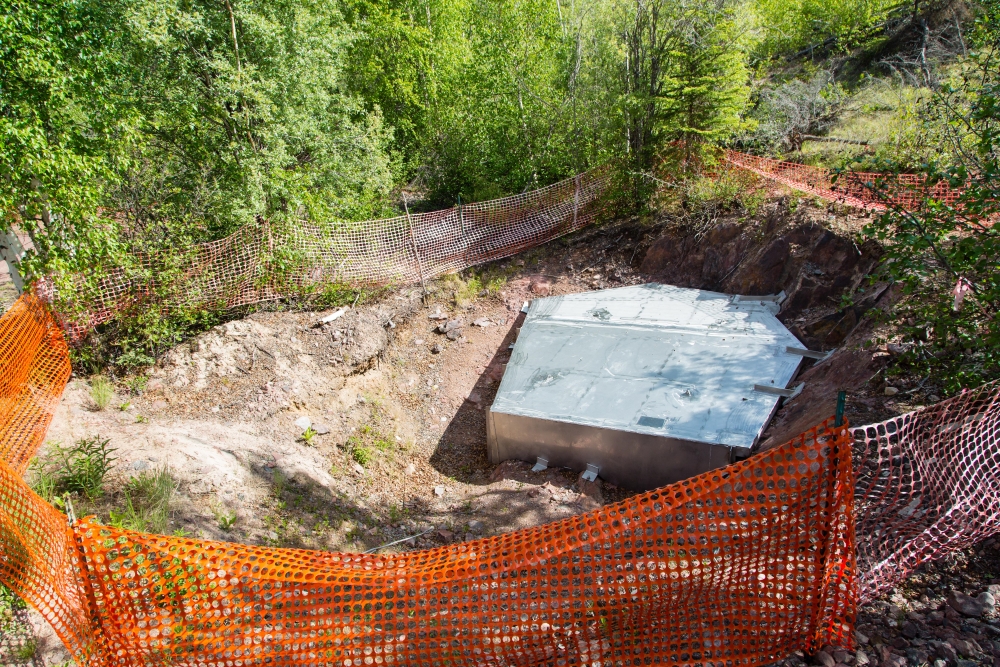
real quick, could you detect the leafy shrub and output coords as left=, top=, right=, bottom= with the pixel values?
left=39, top=436, right=117, bottom=500
left=858, top=10, right=1000, bottom=393
left=109, top=468, right=175, bottom=534
left=89, top=376, right=114, bottom=410
left=351, top=445, right=373, bottom=467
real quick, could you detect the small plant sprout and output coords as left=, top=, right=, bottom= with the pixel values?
left=89, top=376, right=114, bottom=410
left=300, top=426, right=317, bottom=445
left=351, top=445, right=372, bottom=466
left=213, top=505, right=237, bottom=531
left=135, top=414, right=148, bottom=424
left=119, top=401, right=131, bottom=411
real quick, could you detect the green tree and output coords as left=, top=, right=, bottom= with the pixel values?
left=617, top=0, right=751, bottom=172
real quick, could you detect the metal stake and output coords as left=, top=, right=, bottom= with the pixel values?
left=835, top=391, right=847, bottom=427
left=403, top=194, right=427, bottom=295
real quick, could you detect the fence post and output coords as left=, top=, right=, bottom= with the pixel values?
left=0, top=230, right=26, bottom=294
left=572, top=174, right=581, bottom=228
left=403, top=195, right=427, bottom=295
left=458, top=194, right=465, bottom=238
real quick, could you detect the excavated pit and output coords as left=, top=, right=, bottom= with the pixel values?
left=43, top=196, right=899, bottom=558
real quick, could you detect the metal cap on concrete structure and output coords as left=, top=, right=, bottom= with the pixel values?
left=486, top=283, right=806, bottom=490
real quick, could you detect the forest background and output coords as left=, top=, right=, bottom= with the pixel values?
left=2, top=0, right=999, bottom=388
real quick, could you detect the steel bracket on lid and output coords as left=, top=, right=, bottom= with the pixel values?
left=785, top=346, right=836, bottom=361
left=753, top=382, right=805, bottom=399
left=581, top=464, right=600, bottom=482
left=531, top=456, right=549, bottom=472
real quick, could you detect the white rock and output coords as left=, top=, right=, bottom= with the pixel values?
left=294, top=416, right=312, bottom=431
left=433, top=486, right=445, bottom=497
left=473, top=318, right=492, bottom=327
left=352, top=463, right=365, bottom=475
left=319, top=307, right=348, bottom=324
left=405, top=464, right=416, bottom=475
left=884, top=386, right=899, bottom=396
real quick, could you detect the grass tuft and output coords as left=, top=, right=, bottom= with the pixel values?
left=110, top=467, right=175, bottom=534
left=89, top=376, right=114, bottom=410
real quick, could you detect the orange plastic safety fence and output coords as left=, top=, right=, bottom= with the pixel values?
left=40, top=154, right=972, bottom=345
left=0, top=294, right=103, bottom=665
left=853, top=382, right=1000, bottom=604
left=0, top=293, right=860, bottom=667
left=723, top=151, right=962, bottom=212
left=71, top=418, right=855, bottom=667
left=46, top=169, right=610, bottom=343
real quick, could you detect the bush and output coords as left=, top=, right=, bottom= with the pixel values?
left=33, top=436, right=117, bottom=501
left=351, top=445, right=373, bottom=467
left=858, top=9, right=1000, bottom=393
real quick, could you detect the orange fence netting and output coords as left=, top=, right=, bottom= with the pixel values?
left=39, top=152, right=970, bottom=344
left=723, top=151, right=963, bottom=212
left=45, top=169, right=609, bottom=343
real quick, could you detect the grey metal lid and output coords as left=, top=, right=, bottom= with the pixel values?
left=492, top=283, right=804, bottom=448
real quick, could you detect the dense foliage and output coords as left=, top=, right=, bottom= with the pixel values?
left=861, top=3, right=1000, bottom=392
left=6, top=0, right=992, bottom=387
left=4, top=0, right=914, bottom=276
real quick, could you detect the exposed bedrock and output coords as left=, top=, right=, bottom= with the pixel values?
left=640, top=199, right=895, bottom=448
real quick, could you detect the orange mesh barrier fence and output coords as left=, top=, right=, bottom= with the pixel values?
left=0, top=294, right=102, bottom=664
left=38, top=154, right=970, bottom=344
left=46, top=169, right=609, bottom=342
left=853, top=382, right=1000, bottom=604
left=0, top=293, right=860, bottom=667
left=723, top=151, right=962, bottom=212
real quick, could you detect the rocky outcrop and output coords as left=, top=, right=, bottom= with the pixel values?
left=640, top=198, right=882, bottom=351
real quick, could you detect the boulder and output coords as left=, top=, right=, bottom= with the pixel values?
left=949, top=591, right=990, bottom=617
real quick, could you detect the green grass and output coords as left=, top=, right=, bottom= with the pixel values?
left=109, top=467, right=175, bottom=534
left=89, top=376, right=114, bottom=410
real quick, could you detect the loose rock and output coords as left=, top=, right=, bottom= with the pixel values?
left=294, top=416, right=312, bottom=430
left=884, top=386, right=900, bottom=396
left=949, top=590, right=989, bottom=617
left=433, top=486, right=445, bottom=497
left=813, top=650, right=836, bottom=667
left=951, top=639, right=978, bottom=657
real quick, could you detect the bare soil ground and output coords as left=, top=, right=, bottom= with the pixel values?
left=43, top=222, right=648, bottom=556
